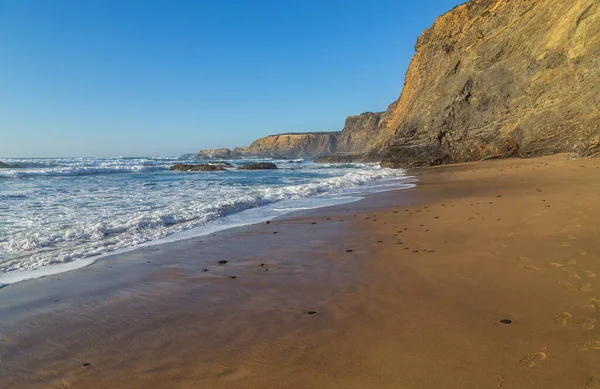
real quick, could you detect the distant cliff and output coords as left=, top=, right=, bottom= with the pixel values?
left=194, top=0, right=600, bottom=167
left=194, top=117, right=385, bottom=160
left=232, top=132, right=340, bottom=159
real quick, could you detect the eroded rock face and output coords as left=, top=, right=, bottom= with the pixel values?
left=236, top=133, right=340, bottom=159
left=377, top=0, right=600, bottom=167
left=169, top=164, right=226, bottom=172
left=0, top=161, right=8, bottom=168
left=236, top=162, right=278, bottom=170
left=336, top=112, right=383, bottom=154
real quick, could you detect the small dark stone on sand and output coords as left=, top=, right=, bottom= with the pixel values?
left=82, top=362, right=91, bottom=367
left=218, top=260, right=229, bottom=265
left=273, top=231, right=278, bottom=234
left=326, top=218, right=331, bottom=220
left=264, top=221, right=270, bottom=224
left=306, top=310, right=318, bottom=315
left=346, top=249, right=353, bottom=253
left=265, top=269, right=269, bottom=271
left=412, top=250, right=419, bottom=253
left=229, top=276, right=236, bottom=279
left=154, top=248, right=160, bottom=251
left=377, top=241, right=383, bottom=243
left=497, top=195, right=502, bottom=198
left=259, top=263, right=265, bottom=267
left=201, top=269, right=208, bottom=272
left=311, top=222, right=317, bottom=225
left=147, top=261, right=151, bottom=263
left=499, top=319, right=512, bottom=325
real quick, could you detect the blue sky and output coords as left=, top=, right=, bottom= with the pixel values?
left=0, top=0, right=462, bottom=158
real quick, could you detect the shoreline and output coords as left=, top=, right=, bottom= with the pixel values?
left=2, top=154, right=600, bottom=388
left=0, top=169, right=415, bottom=286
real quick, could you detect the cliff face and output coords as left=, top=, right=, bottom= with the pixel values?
left=377, top=0, right=600, bottom=167
left=335, top=112, right=384, bottom=154
left=195, top=0, right=600, bottom=165
left=236, top=132, right=340, bottom=159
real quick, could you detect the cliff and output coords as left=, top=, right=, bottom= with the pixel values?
left=377, top=0, right=600, bottom=167
left=335, top=112, right=384, bottom=154
left=234, top=132, right=340, bottom=159
left=195, top=0, right=600, bottom=166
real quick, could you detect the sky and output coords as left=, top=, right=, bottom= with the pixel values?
left=0, top=0, right=463, bottom=158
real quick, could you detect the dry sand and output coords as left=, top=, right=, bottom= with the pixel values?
left=2, top=154, right=600, bottom=388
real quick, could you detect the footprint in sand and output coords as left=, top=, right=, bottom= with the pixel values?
left=518, top=256, right=530, bottom=264
left=550, top=262, right=564, bottom=268
left=577, top=250, right=588, bottom=257
left=586, top=375, right=600, bottom=389
left=590, top=298, right=600, bottom=313
left=518, top=347, right=549, bottom=367
left=584, top=270, right=597, bottom=279
left=566, top=259, right=578, bottom=266
left=574, top=340, right=600, bottom=351
left=562, top=282, right=577, bottom=292
left=580, top=284, right=593, bottom=293
left=524, top=265, right=541, bottom=271
left=554, top=312, right=572, bottom=327
left=561, top=269, right=582, bottom=279
left=496, top=376, right=505, bottom=387
left=577, top=318, right=597, bottom=330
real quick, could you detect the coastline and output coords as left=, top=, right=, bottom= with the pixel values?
left=2, top=154, right=600, bottom=388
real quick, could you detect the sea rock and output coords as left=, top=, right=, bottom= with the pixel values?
left=236, top=162, right=278, bottom=170
left=169, top=164, right=226, bottom=172
left=209, top=161, right=233, bottom=167
left=0, top=161, right=8, bottom=168
left=376, top=0, right=600, bottom=167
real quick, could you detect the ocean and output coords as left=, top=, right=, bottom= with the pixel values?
left=0, top=156, right=414, bottom=285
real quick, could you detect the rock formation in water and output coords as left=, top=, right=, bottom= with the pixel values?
left=170, top=164, right=227, bottom=172
left=236, top=162, right=278, bottom=170
left=0, top=161, right=8, bottom=168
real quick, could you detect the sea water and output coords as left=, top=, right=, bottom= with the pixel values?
left=0, top=156, right=415, bottom=284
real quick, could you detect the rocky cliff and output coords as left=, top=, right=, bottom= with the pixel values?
left=234, top=132, right=340, bottom=159
left=377, top=0, right=600, bottom=167
left=195, top=0, right=600, bottom=166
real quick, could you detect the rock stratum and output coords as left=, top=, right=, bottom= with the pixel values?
left=194, top=0, right=600, bottom=168
left=376, top=0, right=600, bottom=167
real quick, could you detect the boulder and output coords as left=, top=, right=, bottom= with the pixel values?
left=236, top=162, right=278, bottom=170
left=169, top=164, right=226, bottom=172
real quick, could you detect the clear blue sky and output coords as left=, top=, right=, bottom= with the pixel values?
left=0, top=0, right=462, bottom=158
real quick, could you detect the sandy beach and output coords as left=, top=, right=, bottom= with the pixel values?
left=2, top=154, right=600, bottom=388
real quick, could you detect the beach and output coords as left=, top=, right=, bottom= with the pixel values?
left=2, top=154, right=600, bottom=388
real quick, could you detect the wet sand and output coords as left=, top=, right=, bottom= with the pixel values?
left=2, top=154, right=600, bottom=388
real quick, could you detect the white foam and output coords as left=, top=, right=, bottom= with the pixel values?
left=0, top=157, right=415, bottom=285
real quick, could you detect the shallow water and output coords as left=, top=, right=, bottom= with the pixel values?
left=0, top=156, right=414, bottom=283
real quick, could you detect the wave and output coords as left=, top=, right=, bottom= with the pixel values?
left=0, top=165, right=169, bottom=178
left=0, top=166, right=410, bottom=274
